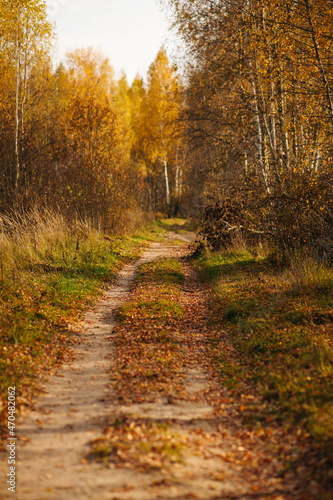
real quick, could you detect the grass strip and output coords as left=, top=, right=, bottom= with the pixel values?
left=111, top=258, right=185, bottom=404
left=88, top=415, right=185, bottom=470
left=91, top=258, right=190, bottom=469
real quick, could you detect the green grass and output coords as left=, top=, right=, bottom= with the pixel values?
left=136, top=259, right=185, bottom=287
left=89, top=257, right=187, bottom=465
left=196, top=249, right=258, bottom=282
left=195, top=249, right=333, bottom=450
left=110, top=258, right=186, bottom=404
left=117, top=300, right=184, bottom=322
left=106, top=219, right=168, bottom=255
left=156, top=217, right=198, bottom=234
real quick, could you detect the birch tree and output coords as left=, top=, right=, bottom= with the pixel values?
left=140, top=48, right=183, bottom=216
left=0, top=0, right=53, bottom=207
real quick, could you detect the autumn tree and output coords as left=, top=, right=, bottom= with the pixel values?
left=44, top=48, right=140, bottom=230
left=134, top=48, right=186, bottom=216
left=0, top=1, right=164, bottom=230
left=0, top=0, right=53, bottom=209
left=115, top=72, right=135, bottom=158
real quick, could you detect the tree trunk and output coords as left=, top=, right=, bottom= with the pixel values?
left=163, top=156, right=171, bottom=217
left=14, top=15, right=21, bottom=196
left=304, top=0, right=333, bottom=127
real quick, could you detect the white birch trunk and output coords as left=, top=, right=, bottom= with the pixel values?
left=14, top=16, right=21, bottom=194
left=163, top=156, right=171, bottom=215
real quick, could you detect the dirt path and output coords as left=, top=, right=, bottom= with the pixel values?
left=1, top=235, right=297, bottom=500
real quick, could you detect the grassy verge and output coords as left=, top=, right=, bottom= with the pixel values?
left=195, top=248, right=333, bottom=473
left=0, top=210, right=167, bottom=443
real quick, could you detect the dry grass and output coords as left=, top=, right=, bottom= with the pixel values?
left=0, top=209, right=103, bottom=280
left=285, top=255, right=333, bottom=293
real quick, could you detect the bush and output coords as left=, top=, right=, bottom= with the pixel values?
left=197, top=170, right=333, bottom=260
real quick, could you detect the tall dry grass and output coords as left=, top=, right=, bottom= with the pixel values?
left=0, top=209, right=104, bottom=282
left=285, top=255, right=333, bottom=293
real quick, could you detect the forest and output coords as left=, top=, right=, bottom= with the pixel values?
left=1, top=1, right=333, bottom=498
left=0, top=0, right=332, bottom=255
left=0, top=0, right=187, bottom=229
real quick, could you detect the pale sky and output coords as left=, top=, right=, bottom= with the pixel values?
left=47, top=0, right=171, bottom=83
